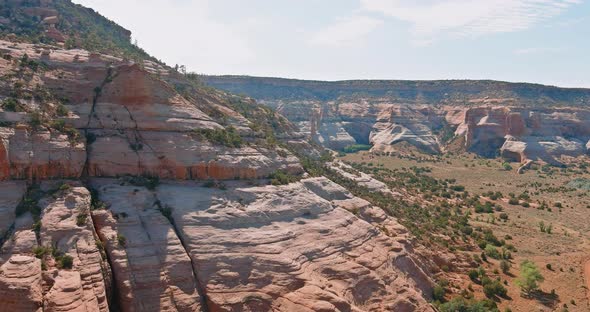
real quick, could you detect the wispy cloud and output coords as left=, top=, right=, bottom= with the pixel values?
left=514, top=47, right=565, bottom=55
left=361, top=0, right=583, bottom=44
left=309, top=16, right=383, bottom=47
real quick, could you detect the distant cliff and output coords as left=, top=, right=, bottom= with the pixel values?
left=202, top=76, right=590, bottom=164
left=202, top=75, right=590, bottom=107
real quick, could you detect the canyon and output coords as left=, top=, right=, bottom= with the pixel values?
left=1, top=1, right=590, bottom=311
left=203, top=76, right=590, bottom=167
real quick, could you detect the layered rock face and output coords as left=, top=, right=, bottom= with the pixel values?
left=204, top=76, right=590, bottom=163
left=0, top=183, right=111, bottom=312
left=0, top=40, right=301, bottom=182
left=203, top=76, right=590, bottom=163
left=0, top=38, right=436, bottom=311
left=153, top=177, right=433, bottom=311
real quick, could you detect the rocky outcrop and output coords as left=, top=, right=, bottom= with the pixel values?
left=37, top=183, right=111, bottom=312
left=0, top=127, right=85, bottom=181
left=203, top=76, right=590, bottom=163
left=90, top=180, right=203, bottom=312
left=0, top=41, right=302, bottom=181
left=0, top=183, right=112, bottom=312
left=0, top=181, right=27, bottom=238
left=0, top=255, right=43, bottom=312
left=153, top=178, right=434, bottom=311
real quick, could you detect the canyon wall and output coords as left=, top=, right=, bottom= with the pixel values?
left=203, top=76, right=590, bottom=164
left=0, top=40, right=436, bottom=311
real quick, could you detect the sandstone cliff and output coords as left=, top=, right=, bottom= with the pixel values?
left=203, top=76, right=590, bottom=165
left=0, top=31, right=435, bottom=312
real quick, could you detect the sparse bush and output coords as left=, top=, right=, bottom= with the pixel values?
left=194, top=126, right=243, bottom=148
left=268, top=170, right=299, bottom=186
left=516, top=260, right=544, bottom=295
left=60, top=254, right=74, bottom=269
left=76, top=213, right=87, bottom=226
left=433, top=284, right=446, bottom=302
left=500, top=260, right=511, bottom=274
left=508, top=198, right=519, bottom=205
left=117, top=234, right=127, bottom=247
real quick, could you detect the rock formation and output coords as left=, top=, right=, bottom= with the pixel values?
left=203, top=76, right=590, bottom=164
left=0, top=28, right=435, bottom=312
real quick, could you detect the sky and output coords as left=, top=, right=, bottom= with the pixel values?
left=72, top=0, right=590, bottom=88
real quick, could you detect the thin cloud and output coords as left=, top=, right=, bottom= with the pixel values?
left=361, top=0, right=583, bottom=44
left=309, top=16, right=383, bottom=47
left=514, top=47, right=565, bottom=55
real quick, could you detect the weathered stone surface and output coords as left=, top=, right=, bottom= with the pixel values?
left=91, top=180, right=203, bottom=312
left=0, top=255, right=43, bottom=312
left=155, top=178, right=434, bottom=311
left=0, top=127, right=85, bottom=181
left=36, top=184, right=111, bottom=312
left=0, top=180, right=27, bottom=238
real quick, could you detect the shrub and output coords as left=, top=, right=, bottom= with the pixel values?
left=502, top=162, right=513, bottom=171
left=342, top=144, right=372, bottom=153
left=432, top=284, right=446, bottom=301
left=58, top=254, right=74, bottom=269
left=483, top=279, right=507, bottom=298
left=508, top=198, right=520, bottom=205
left=485, top=244, right=501, bottom=259
left=117, top=234, right=127, bottom=247
left=516, top=260, right=544, bottom=295
left=76, top=213, right=88, bottom=226
left=438, top=297, right=498, bottom=312
left=499, top=213, right=509, bottom=221
left=194, top=126, right=243, bottom=148
left=1, top=98, right=19, bottom=112
left=268, top=171, right=299, bottom=186
left=468, top=269, right=479, bottom=282
left=500, top=260, right=511, bottom=274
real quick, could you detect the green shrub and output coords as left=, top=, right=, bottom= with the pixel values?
left=1, top=98, right=20, bottom=112
left=58, top=254, right=74, bottom=269
left=438, top=297, right=498, bottom=312
left=268, top=171, right=299, bottom=185
left=516, top=260, right=544, bottom=295
left=483, top=279, right=507, bottom=298
left=500, top=260, right=511, bottom=274
left=485, top=244, right=501, bottom=259
left=432, top=284, right=446, bottom=301
left=342, top=144, right=372, bottom=153
left=194, top=126, right=243, bottom=148
left=508, top=198, right=519, bottom=205
left=117, top=234, right=127, bottom=247
left=76, top=213, right=87, bottom=226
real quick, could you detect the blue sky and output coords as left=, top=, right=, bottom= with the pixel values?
left=73, top=0, right=589, bottom=88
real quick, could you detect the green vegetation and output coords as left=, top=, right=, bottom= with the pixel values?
left=268, top=171, right=299, bottom=186
left=432, top=284, right=446, bottom=302
left=54, top=0, right=158, bottom=62
left=58, top=254, right=74, bottom=269
left=500, top=260, right=511, bottom=274
left=32, top=246, right=74, bottom=270
left=438, top=297, right=498, bottom=312
left=482, top=278, right=507, bottom=298
left=342, top=144, right=372, bottom=153
left=117, top=234, right=127, bottom=247
left=516, top=260, right=544, bottom=296
left=76, top=213, right=87, bottom=226
left=194, top=126, right=243, bottom=148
